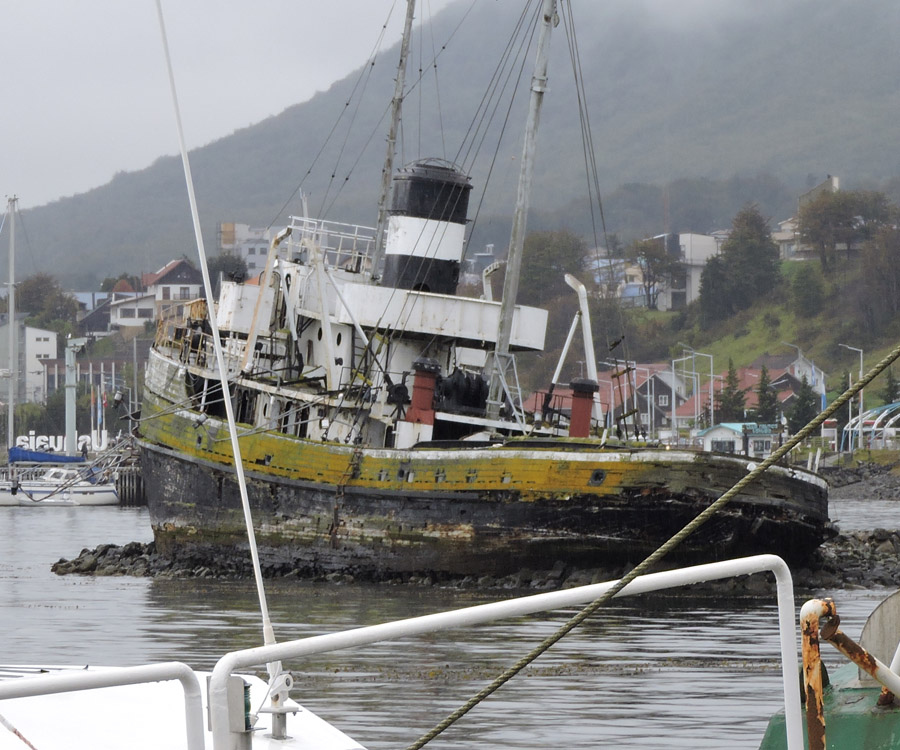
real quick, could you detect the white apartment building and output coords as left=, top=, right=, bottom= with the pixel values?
left=0, top=315, right=57, bottom=404
left=219, top=222, right=272, bottom=274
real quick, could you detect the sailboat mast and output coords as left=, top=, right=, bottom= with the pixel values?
left=6, top=196, right=16, bottom=451
left=371, top=0, right=416, bottom=282
left=486, top=0, right=558, bottom=421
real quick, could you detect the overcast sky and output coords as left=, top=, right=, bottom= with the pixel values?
left=3, top=1, right=455, bottom=210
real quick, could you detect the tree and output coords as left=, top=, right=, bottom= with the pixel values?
left=16, top=273, right=66, bottom=314
left=626, top=237, right=683, bottom=310
left=789, top=263, right=824, bottom=318
left=754, top=365, right=778, bottom=423
left=697, top=204, right=779, bottom=325
left=208, top=252, right=249, bottom=298
left=698, top=255, right=732, bottom=328
left=715, top=358, right=745, bottom=422
left=861, top=226, right=900, bottom=322
left=15, top=273, right=80, bottom=344
left=100, top=273, right=141, bottom=293
left=799, top=189, right=891, bottom=272
left=518, top=230, right=588, bottom=306
left=718, top=204, right=781, bottom=312
left=882, top=367, right=900, bottom=405
left=787, top=375, right=818, bottom=434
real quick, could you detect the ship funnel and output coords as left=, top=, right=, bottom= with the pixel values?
left=569, top=379, right=599, bottom=438
left=381, top=159, right=471, bottom=295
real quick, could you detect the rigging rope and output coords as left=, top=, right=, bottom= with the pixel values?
left=558, top=0, right=636, bottom=432
left=406, top=339, right=900, bottom=750
left=268, top=2, right=399, bottom=229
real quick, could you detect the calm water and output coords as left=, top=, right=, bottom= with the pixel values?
left=0, top=503, right=893, bottom=750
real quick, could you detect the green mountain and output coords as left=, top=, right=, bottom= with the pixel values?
left=15, top=0, right=900, bottom=286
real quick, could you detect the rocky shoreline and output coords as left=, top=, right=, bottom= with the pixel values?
left=51, top=462, right=900, bottom=592
left=49, top=527, right=900, bottom=592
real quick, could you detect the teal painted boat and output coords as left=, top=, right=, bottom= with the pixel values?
left=760, top=590, right=900, bottom=749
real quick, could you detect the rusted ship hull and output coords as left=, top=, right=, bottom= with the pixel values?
left=139, top=402, right=831, bottom=577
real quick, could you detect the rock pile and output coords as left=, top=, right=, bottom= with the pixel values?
left=51, top=530, right=900, bottom=592
left=825, top=462, right=900, bottom=501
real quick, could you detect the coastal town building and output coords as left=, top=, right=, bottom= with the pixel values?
left=218, top=222, right=272, bottom=275
left=0, top=314, right=57, bottom=405
left=141, top=259, right=204, bottom=322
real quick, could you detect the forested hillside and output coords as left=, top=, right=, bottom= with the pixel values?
left=12, top=0, right=900, bottom=286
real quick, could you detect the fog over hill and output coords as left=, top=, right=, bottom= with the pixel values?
left=14, top=0, right=900, bottom=287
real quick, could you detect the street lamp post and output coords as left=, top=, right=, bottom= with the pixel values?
left=677, top=344, right=714, bottom=428
left=671, top=355, right=695, bottom=442
left=839, top=343, right=864, bottom=451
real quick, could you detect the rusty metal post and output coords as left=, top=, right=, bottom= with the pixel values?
left=800, top=599, right=834, bottom=750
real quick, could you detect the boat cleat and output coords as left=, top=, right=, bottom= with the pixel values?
left=257, top=671, right=301, bottom=740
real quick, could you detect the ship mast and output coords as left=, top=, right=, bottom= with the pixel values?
left=6, top=197, right=16, bottom=451
left=370, top=0, right=417, bottom=282
left=486, top=0, right=558, bottom=421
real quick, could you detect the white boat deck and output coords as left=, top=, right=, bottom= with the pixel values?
left=0, top=666, right=363, bottom=750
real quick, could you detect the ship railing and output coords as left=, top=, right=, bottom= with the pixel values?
left=0, top=556, right=804, bottom=749
left=0, top=465, right=53, bottom=482
left=0, top=663, right=205, bottom=750
left=529, top=388, right=570, bottom=432
left=208, top=554, right=804, bottom=750
left=286, top=215, right=376, bottom=273
left=155, top=322, right=245, bottom=376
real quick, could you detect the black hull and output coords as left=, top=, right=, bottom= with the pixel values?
left=140, top=441, right=832, bottom=578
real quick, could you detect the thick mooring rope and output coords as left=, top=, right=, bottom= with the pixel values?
left=406, top=341, right=900, bottom=750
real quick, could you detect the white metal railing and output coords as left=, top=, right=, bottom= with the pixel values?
left=0, top=662, right=204, bottom=749
left=287, top=216, right=376, bottom=272
left=209, top=555, right=804, bottom=750
left=0, top=557, right=804, bottom=750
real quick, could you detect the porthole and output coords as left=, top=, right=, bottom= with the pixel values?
left=317, top=328, right=323, bottom=341
left=588, top=469, right=606, bottom=486
left=336, top=332, right=342, bottom=346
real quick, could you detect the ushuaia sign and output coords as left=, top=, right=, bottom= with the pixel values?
left=15, top=430, right=110, bottom=453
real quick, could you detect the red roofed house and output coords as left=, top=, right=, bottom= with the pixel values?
left=141, top=259, right=204, bottom=322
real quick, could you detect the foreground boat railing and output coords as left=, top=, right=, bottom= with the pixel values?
left=210, top=554, right=803, bottom=750
left=0, top=556, right=804, bottom=749
left=0, top=662, right=204, bottom=749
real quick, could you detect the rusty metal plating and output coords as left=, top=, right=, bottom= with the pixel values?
left=800, top=598, right=834, bottom=750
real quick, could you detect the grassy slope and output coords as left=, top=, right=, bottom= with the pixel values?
left=667, top=260, right=900, bottom=404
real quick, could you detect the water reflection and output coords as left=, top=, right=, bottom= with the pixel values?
left=0, top=505, right=893, bottom=749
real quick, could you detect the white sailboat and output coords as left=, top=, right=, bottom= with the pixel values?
left=0, top=197, right=119, bottom=507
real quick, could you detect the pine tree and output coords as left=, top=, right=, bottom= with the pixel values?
left=698, top=204, right=780, bottom=326
left=787, top=375, right=818, bottom=434
left=755, top=365, right=778, bottom=423
left=715, top=358, right=745, bottom=422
